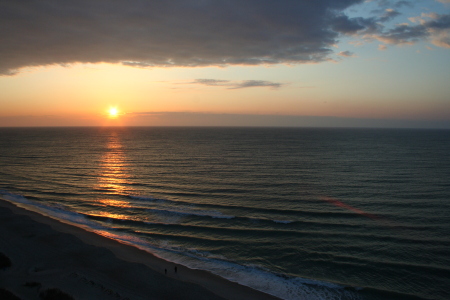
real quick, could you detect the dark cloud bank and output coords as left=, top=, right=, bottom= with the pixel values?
left=1, top=0, right=364, bottom=75
left=1, top=0, right=449, bottom=75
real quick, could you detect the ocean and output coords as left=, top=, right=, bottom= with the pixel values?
left=0, top=127, right=449, bottom=300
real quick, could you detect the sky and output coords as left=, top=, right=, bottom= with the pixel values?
left=1, top=0, right=450, bottom=128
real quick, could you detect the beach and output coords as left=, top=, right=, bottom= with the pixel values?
left=0, top=198, right=281, bottom=300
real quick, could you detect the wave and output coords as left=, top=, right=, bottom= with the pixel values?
left=0, top=190, right=437, bottom=300
left=131, top=195, right=296, bottom=223
left=5, top=190, right=444, bottom=246
left=136, top=242, right=365, bottom=300
left=0, top=191, right=363, bottom=299
left=129, top=194, right=359, bottom=219
left=145, top=207, right=235, bottom=220
left=129, top=194, right=363, bottom=224
left=130, top=194, right=441, bottom=232
left=97, top=223, right=365, bottom=300
left=130, top=194, right=446, bottom=231
left=272, top=219, right=293, bottom=224
left=81, top=210, right=450, bottom=277
left=0, top=190, right=109, bottom=234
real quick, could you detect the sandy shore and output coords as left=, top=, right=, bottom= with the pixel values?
left=0, top=198, right=281, bottom=300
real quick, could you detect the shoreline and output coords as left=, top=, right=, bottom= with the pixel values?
left=0, top=197, right=281, bottom=300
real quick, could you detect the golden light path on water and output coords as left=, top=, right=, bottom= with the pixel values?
left=94, top=131, right=135, bottom=220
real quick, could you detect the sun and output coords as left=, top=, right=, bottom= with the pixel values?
left=108, top=107, right=119, bottom=118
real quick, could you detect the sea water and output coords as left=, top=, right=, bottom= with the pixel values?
left=0, top=127, right=449, bottom=300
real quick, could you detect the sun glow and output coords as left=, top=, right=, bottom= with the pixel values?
left=108, top=107, right=119, bottom=118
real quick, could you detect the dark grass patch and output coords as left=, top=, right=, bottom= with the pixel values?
left=0, top=288, right=21, bottom=300
left=39, top=288, right=74, bottom=300
left=0, top=252, right=12, bottom=269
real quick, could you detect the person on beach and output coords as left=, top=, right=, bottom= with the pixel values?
left=164, top=269, right=167, bottom=275
left=174, top=266, right=177, bottom=273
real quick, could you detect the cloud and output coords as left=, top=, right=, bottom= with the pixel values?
left=374, top=23, right=428, bottom=45
left=371, top=0, right=413, bottom=9
left=230, top=80, right=283, bottom=89
left=332, top=16, right=380, bottom=34
left=193, top=79, right=282, bottom=89
left=1, top=1, right=448, bottom=75
left=0, top=0, right=371, bottom=75
left=370, top=13, right=450, bottom=47
left=337, top=51, right=356, bottom=57
left=379, top=9, right=402, bottom=22
left=394, top=1, right=413, bottom=8
left=122, top=61, right=156, bottom=68
left=194, top=79, right=231, bottom=87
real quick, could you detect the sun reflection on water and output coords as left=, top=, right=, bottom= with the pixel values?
left=98, top=199, right=132, bottom=208
left=95, top=131, right=134, bottom=218
left=91, top=210, right=132, bottom=220
left=96, top=131, right=133, bottom=196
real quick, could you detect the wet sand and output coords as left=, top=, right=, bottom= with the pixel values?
left=0, top=198, right=281, bottom=300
